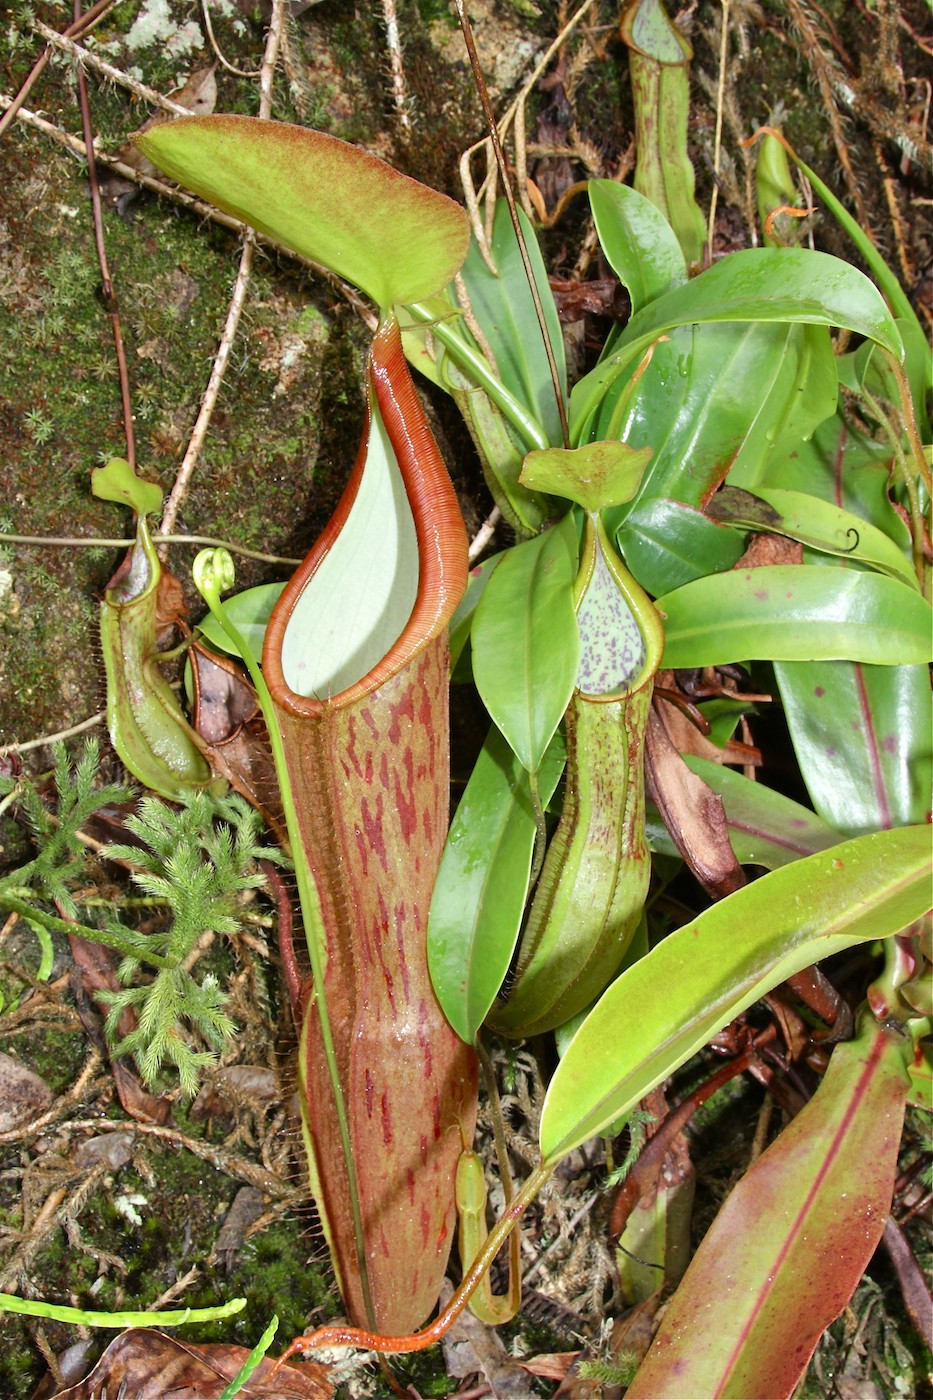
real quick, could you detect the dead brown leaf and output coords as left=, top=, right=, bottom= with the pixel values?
left=191, top=1065, right=279, bottom=1120
left=69, top=941, right=173, bottom=1125
left=439, top=1281, right=532, bottom=1398
left=644, top=703, right=745, bottom=898
left=734, top=532, right=804, bottom=570
left=50, top=1326, right=332, bottom=1399
left=189, top=644, right=286, bottom=844
left=653, top=671, right=760, bottom=767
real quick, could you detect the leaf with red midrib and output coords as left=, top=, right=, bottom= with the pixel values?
left=625, top=1017, right=911, bottom=1399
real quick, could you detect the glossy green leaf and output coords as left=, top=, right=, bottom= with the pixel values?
left=615, top=497, right=745, bottom=596
left=448, top=554, right=501, bottom=672
left=749, top=405, right=906, bottom=534
left=626, top=1016, right=911, bottom=1399
left=656, top=566, right=933, bottom=669
left=758, top=128, right=930, bottom=433
left=459, top=199, right=567, bottom=450
left=709, top=486, right=916, bottom=587
left=588, top=180, right=687, bottom=312
left=196, top=581, right=285, bottom=667
left=590, top=322, right=837, bottom=512
left=137, top=116, right=469, bottom=311
left=471, top=513, right=579, bottom=773
left=428, top=726, right=565, bottom=1044
left=539, top=824, right=931, bottom=1161
left=571, top=247, right=902, bottom=441
left=775, top=660, right=933, bottom=834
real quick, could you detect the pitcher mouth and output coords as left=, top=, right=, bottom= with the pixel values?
left=263, top=317, right=468, bottom=717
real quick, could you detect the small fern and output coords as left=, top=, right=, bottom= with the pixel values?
left=0, top=739, right=133, bottom=916
left=605, top=1109, right=656, bottom=1188
left=1, top=746, right=283, bottom=1096
left=98, top=792, right=276, bottom=1094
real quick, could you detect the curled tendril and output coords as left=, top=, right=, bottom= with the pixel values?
left=193, top=547, right=237, bottom=600
left=842, top=528, right=860, bottom=553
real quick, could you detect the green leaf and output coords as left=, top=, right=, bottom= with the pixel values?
left=539, top=824, right=931, bottom=1161
left=774, top=660, right=933, bottom=834
left=196, top=581, right=286, bottom=666
left=471, top=514, right=579, bottom=773
left=656, top=566, right=933, bottom=669
left=520, top=440, right=653, bottom=513
left=590, top=322, right=837, bottom=511
left=449, top=554, right=501, bottom=672
left=626, top=1017, right=911, bottom=1399
left=588, top=180, right=687, bottom=312
left=709, top=486, right=916, bottom=587
left=137, top=116, right=469, bottom=311
left=749, top=407, right=907, bottom=541
left=758, top=129, right=931, bottom=433
left=92, top=457, right=163, bottom=517
left=615, top=497, right=745, bottom=596
left=428, top=726, right=565, bottom=1044
left=459, top=199, right=567, bottom=450
left=571, top=248, right=902, bottom=442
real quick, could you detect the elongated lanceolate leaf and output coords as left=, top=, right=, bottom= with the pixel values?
left=570, top=247, right=902, bottom=441
left=428, top=726, right=565, bottom=1044
left=626, top=1016, right=912, bottom=1399
left=137, top=116, right=469, bottom=311
left=657, top=566, right=933, bottom=669
left=448, top=554, right=501, bottom=673
left=775, top=660, right=933, bottom=834
left=591, top=321, right=837, bottom=508
left=752, top=127, right=931, bottom=435
left=588, top=180, right=686, bottom=312
left=709, top=486, right=917, bottom=586
left=471, top=513, right=579, bottom=774
left=539, top=824, right=931, bottom=1162
left=458, top=199, right=567, bottom=450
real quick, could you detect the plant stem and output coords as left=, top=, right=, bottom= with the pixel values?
left=273, top=1160, right=554, bottom=1366
left=0, top=894, right=172, bottom=967
left=406, top=302, right=549, bottom=452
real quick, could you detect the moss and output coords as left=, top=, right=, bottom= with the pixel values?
left=2, top=1026, right=86, bottom=1095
